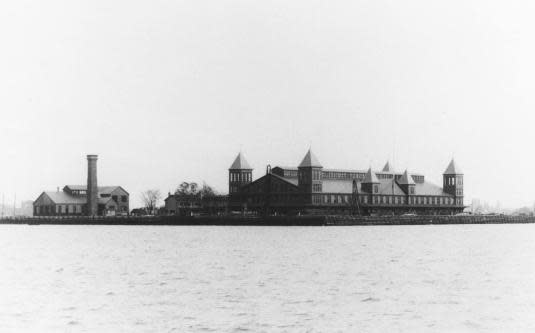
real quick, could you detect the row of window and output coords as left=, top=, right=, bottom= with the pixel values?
left=229, top=172, right=252, bottom=182
left=321, top=171, right=364, bottom=180
left=35, top=204, right=83, bottom=215
left=100, top=194, right=128, bottom=202
left=444, top=176, right=463, bottom=186
left=312, top=184, right=322, bottom=192
left=378, top=173, right=394, bottom=180
left=284, top=170, right=298, bottom=177
left=240, top=193, right=461, bottom=206
left=316, top=195, right=459, bottom=206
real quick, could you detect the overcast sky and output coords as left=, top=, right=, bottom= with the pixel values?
left=1, top=1, right=535, bottom=209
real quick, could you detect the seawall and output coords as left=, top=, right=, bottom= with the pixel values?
left=1, top=215, right=535, bottom=226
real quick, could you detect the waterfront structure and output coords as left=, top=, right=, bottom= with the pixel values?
left=33, top=155, right=129, bottom=216
left=228, top=150, right=465, bottom=215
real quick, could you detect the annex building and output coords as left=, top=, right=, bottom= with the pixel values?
left=228, top=150, right=464, bottom=215
left=33, top=185, right=129, bottom=216
left=33, top=155, right=129, bottom=217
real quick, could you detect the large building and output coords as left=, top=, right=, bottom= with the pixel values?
left=33, top=155, right=129, bottom=216
left=228, top=150, right=465, bottom=215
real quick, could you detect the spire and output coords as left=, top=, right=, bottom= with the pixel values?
left=229, top=152, right=252, bottom=170
left=298, top=149, right=322, bottom=168
left=443, top=159, right=462, bottom=175
left=362, top=168, right=379, bottom=183
left=382, top=161, right=393, bottom=172
left=397, top=169, right=415, bottom=185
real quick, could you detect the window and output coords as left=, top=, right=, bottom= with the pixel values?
left=374, top=185, right=378, bottom=193
left=121, top=196, right=127, bottom=203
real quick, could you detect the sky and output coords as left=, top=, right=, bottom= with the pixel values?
left=1, top=0, right=535, bottom=209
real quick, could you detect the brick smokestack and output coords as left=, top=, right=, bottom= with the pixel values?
left=87, top=155, right=98, bottom=216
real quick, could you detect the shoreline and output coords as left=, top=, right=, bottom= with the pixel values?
left=0, top=215, right=534, bottom=226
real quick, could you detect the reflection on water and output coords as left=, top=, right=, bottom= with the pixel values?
left=0, top=224, right=535, bottom=332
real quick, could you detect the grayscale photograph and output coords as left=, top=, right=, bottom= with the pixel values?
left=1, top=0, right=535, bottom=332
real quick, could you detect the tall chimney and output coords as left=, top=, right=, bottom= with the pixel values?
left=87, top=154, right=98, bottom=216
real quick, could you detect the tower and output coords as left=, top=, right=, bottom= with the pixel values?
left=87, top=154, right=98, bottom=216
left=361, top=168, right=379, bottom=194
left=397, top=169, right=415, bottom=195
left=297, top=149, right=323, bottom=204
left=382, top=161, right=394, bottom=173
left=228, top=153, right=253, bottom=195
left=443, top=159, right=463, bottom=206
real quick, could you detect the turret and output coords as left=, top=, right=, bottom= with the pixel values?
left=397, top=169, right=415, bottom=195
left=382, top=161, right=394, bottom=173
left=228, top=153, right=253, bottom=195
left=297, top=149, right=323, bottom=204
left=361, top=168, right=379, bottom=194
left=443, top=159, right=463, bottom=206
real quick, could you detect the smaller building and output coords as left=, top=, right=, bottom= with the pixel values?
left=33, top=185, right=129, bottom=217
left=164, top=193, right=228, bottom=216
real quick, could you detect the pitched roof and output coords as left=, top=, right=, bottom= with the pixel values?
left=241, top=173, right=299, bottom=190
left=444, top=159, right=463, bottom=174
left=322, top=180, right=353, bottom=193
left=43, top=192, right=87, bottom=205
left=377, top=179, right=406, bottom=195
left=280, top=177, right=298, bottom=186
left=41, top=191, right=122, bottom=205
left=64, top=185, right=127, bottom=195
left=382, top=161, right=394, bottom=172
left=298, top=149, right=322, bottom=168
left=362, top=168, right=379, bottom=183
left=229, top=153, right=253, bottom=170
left=414, top=181, right=450, bottom=196
left=397, top=170, right=416, bottom=185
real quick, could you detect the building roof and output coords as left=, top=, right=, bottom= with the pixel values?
left=397, top=170, right=416, bottom=185
left=382, top=161, right=394, bottom=172
left=241, top=172, right=299, bottom=191
left=229, top=153, right=253, bottom=170
left=64, top=185, right=128, bottom=195
left=444, top=159, right=463, bottom=174
left=362, top=168, right=379, bottom=183
left=415, top=181, right=449, bottom=196
left=270, top=173, right=300, bottom=187
left=377, top=179, right=406, bottom=195
left=280, top=177, right=298, bottom=186
left=42, top=192, right=87, bottom=204
left=322, top=180, right=353, bottom=193
left=298, top=149, right=322, bottom=168
left=40, top=191, right=123, bottom=205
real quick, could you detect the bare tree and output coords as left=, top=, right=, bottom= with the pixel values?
left=141, top=189, right=162, bottom=215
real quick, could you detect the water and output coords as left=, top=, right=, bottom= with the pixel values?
left=1, top=224, right=535, bottom=332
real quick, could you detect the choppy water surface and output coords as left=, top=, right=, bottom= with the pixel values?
left=1, top=225, right=535, bottom=332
